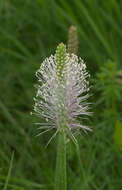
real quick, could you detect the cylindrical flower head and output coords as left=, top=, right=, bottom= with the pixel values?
left=34, top=43, right=91, bottom=143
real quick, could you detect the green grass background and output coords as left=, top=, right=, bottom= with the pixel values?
left=0, top=0, right=122, bottom=189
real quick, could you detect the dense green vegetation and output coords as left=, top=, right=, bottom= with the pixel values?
left=0, top=0, right=122, bottom=189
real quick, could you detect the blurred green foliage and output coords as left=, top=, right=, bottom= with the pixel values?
left=114, top=121, right=122, bottom=151
left=0, top=0, right=122, bottom=189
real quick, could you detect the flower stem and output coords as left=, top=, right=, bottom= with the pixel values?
left=55, top=130, right=67, bottom=190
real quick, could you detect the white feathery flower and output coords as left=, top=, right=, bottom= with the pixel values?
left=33, top=43, right=91, bottom=144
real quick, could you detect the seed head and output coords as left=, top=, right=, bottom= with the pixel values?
left=67, top=25, right=78, bottom=55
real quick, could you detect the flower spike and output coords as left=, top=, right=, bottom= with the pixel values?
left=33, top=43, right=91, bottom=143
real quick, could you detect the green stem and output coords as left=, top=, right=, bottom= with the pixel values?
left=55, top=130, right=67, bottom=190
